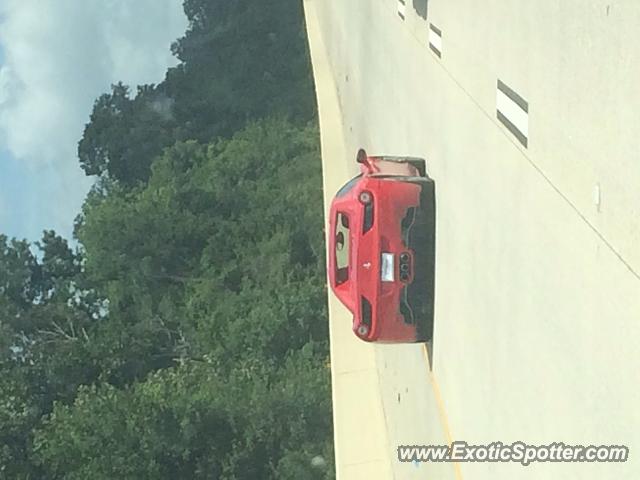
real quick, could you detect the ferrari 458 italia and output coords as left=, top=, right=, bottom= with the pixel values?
left=328, top=149, right=436, bottom=343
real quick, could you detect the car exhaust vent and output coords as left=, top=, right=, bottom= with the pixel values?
left=361, top=296, right=372, bottom=327
left=363, top=203, right=374, bottom=233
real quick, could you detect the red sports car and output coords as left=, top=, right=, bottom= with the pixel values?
left=328, top=149, right=436, bottom=343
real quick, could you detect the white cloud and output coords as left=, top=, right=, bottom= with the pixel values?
left=0, top=0, right=187, bottom=240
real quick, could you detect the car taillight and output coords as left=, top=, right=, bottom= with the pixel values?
left=357, top=324, right=369, bottom=336
left=363, top=202, right=374, bottom=233
left=360, top=296, right=372, bottom=336
left=358, top=191, right=373, bottom=204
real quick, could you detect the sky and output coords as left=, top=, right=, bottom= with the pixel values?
left=0, top=0, right=188, bottom=243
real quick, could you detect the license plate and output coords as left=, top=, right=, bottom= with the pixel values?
left=381, top=253, right=395, bottom=282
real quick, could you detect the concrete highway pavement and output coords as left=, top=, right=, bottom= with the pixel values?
left=306, top=0, right=640, bottom=478
left=305, top=5, right=394, bottom=478
left=306, top=5, right=457, bottom=478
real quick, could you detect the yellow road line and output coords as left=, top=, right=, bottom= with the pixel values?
left=423, top=345, right=464, bottom=480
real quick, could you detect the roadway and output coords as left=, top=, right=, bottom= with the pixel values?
left=305, top=0, right=640, bottom=478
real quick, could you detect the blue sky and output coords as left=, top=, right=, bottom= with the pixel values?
left=0, top=0, right=188, bottom=242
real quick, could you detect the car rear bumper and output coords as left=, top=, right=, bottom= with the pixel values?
left=403, top=179, right=436, bottom=342
left=374, top=178, right=436, bottom=343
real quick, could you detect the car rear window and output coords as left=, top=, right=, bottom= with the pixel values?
left=335, top=174, right=362, bottom=198
left=334, top=212, right=350, bottom=284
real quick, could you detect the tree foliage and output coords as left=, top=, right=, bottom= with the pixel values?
left=78, top=0, right=315, bottom=186
left=0, top=1, right=332, bottom=476
left=35, top=354, right=332, bottom=480
left=78, top=83, right=177, bottom=186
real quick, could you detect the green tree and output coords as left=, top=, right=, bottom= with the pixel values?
left=0, top=233, right=92, bottom=478
left=76, top=118, right=325, bottom=333
left=77, top=0, right=316, bottom=186
left=35, top=356, right=333, bottom=480
left=1, top=1, right=333, bottom=476
left=78, top=83, right=177, bottom=186
left=168, top=0, right=315, bottom=138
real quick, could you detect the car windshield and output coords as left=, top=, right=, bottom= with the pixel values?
left=335, top=212, right=350, bottom=284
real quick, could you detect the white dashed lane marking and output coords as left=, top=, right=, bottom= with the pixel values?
left=496, top=79, right=529, bottom=148
left=428, top=24, right=442, bottom=58
left=397, top=0, right=406, bottom=20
